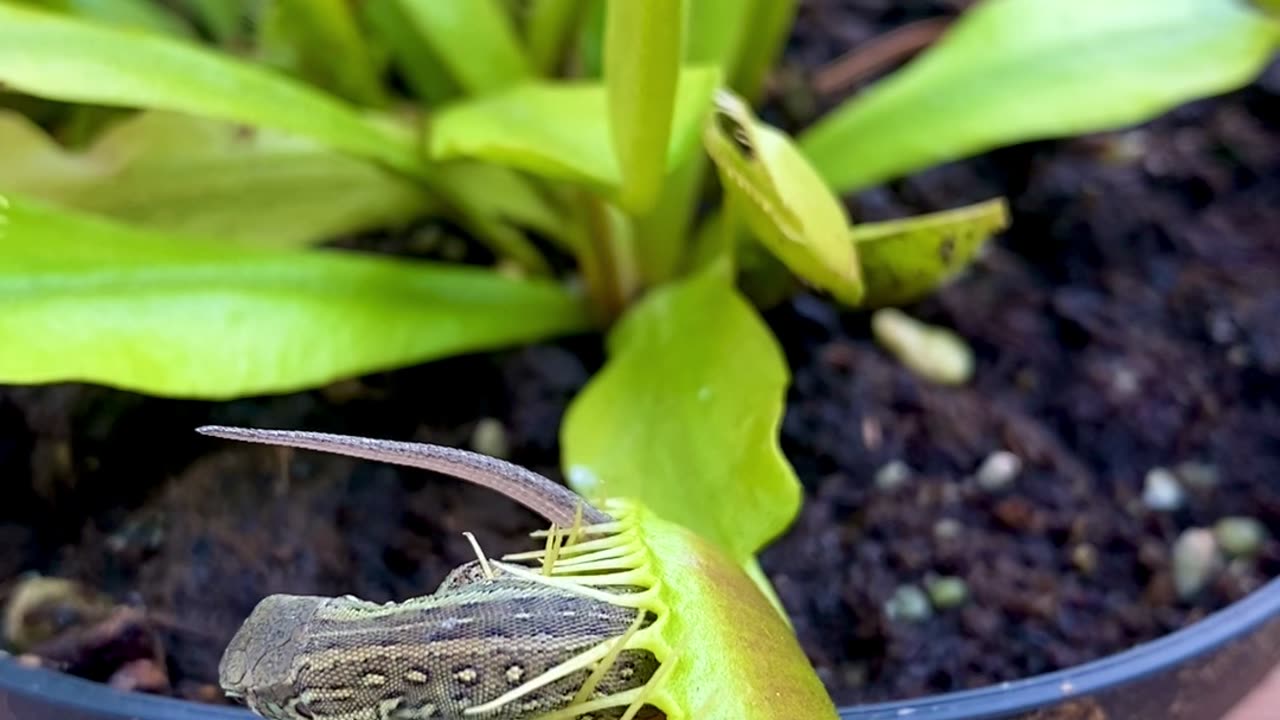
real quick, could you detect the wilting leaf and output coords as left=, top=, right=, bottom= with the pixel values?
left=562, top=261, right=801, bottom=565
left=0, top=111, right=431, bottom=247
left=855, top=197, right=1009, bottom=306
left=800, top=0, right=1280, bottom=193
left=603, top=0, right=683, bottom=213
left=704, top=89, right=862, bottom=305
left=0, top=196, right=591, bottom=398
left=430, top=67, right=719, bottom=192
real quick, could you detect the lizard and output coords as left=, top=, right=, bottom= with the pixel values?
left=198, top=426, right=659, bottom=720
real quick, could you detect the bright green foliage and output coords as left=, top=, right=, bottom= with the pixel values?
left=704, top=90, right=863, bottom=306
left=801, top=0, right=1280, bottom=193
left=0, top=3, right=423, bottom=176
left=429, top=67, right=720, bottom=191
left=265, top=0, right=388, bottom=106
left=527, top=0, right=585, bottom=75
left=0, top=196, right=591, bottom=398
left=603, top=0, right=683, bottom=213
left=392, top=0, right=531, bottom=95
left=562, top=262, right=800, bottom=566
left=855, top=198, right=1010, bottom=306
left=362, top=0, right=461, bottom=104
left=0, top=111, right=430, bottom=247
left=10, top=0, right=191, bottom=36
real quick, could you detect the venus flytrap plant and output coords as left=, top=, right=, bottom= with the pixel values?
left=0, top=0, right=1278, bottom=714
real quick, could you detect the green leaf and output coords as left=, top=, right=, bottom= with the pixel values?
left=603, top=0, right=684, bottom=213
left=562, top=261, right=802, bottom=565
left=0, top=2, right=424, bottom=176
left=362, top=0, right=461, bottom=104
left=704, top=89, right=862, bottom=305
left=527, top=0, right=585, bottom=75
left=0, top=111, right=431, bottom=248
left=392, top=0, right=531, bottom=95
left=263, top=0, right=388, bottom=106
left=174, top=0, right=246, bottom=44
left=430, top=67, right=720, bottom=192
left=0, top=195, right=592, bottom=398
left=11, top=0, right=193, bottom=36
left=730, top=0, right=797, bottom=101
left=855, top=197, right=1010, bottom=306
left=800, top=0, right=1280, bottom=193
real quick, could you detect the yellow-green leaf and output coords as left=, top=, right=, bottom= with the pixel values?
left=0, top=2, right=424, bottom=176
left=0, top=196, right=591, bottom=398
left=704, top=89, right=862, bottom=305
left=562, top=261, right=801, bottom=566
left=429, top=67, right=720, bottom=192
left=603, top=0, right=683, bottom=213
left=392, top=0, right=530, bottom=95
left=855, top=197, right=1010, bottom=306
left=801, top=0, right=1280, bottom=193
left=0, top=111, right=431, bottom=248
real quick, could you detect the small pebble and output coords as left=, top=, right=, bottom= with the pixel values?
left=469, top=418, right=510, bottom=459
left=1174, top=461, right=1220, bottom=491
left=871, top=308, right=974, bottom=385
left=1172, top=528, right=1222, bottom=600
left=1071, top=543, right=1099, bottom=574
left=925, top=576, right=969, bottom=609
left=975, top=450, right=1022, bottom=492
left=884, top=584, right=933, bottom=623
left=1214, top=517, right=1267, bottom=558
left=874, top=460, right=913, bottom=492
left=1142, top=468, right=1185, bottom=511
left=933, top=518, right=963, bottom=542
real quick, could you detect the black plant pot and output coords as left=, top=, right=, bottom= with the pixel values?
left=2, top=577, right=1279, bottom=720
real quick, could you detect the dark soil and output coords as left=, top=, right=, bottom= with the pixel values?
left=3, top=0, right=1280, bottom=710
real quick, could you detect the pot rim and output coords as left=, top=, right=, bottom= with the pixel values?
left=1, top=577, right=1277, bottom=720
left=837, top=575, right=1280, bottom=719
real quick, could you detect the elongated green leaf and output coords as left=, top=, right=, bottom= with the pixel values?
left=393, top=0, right=531, bottom=95
left=362, top=0, right=460, bottom=104
left=0, top=111, right=431, bottom=247
left=0, top=196, right=591, bottom=398
left=12, top=0, right=193, bottom=36
left=430, top=67, right=719, bottom=191
left=266, top=0, right=387, bottom=106
left=562, top=261, right=801, bottom=565
left=704, top=90, right=862, bottom=305
left=731, top=0, right=797, bottom=101
left=801, top=0, right=1280, bottom=193
left=603, top=0, right=683, bottom=213
left=527, top=0, right=585, bottom=75
left=0, top=3, right=424, bottom=176
left=856, top=198, right=1009, bottom=306
left=175, top=0, right=245, bottom=44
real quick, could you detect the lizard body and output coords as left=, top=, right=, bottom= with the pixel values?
left=199, top=427, right=652, bottom=720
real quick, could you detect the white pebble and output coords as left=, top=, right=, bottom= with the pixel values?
left=1172, top=528, right=1222, bottom=600
left=976, top=451, right=1022, bottom=492
left=874, top=460, right=913, bottom=492
left=871, top=308, right=974, bottom=386
left=884, top=584, right=933, bottom=623
left=1142, top=468, right=1185, bottom=511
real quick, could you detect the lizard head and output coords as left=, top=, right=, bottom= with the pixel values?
left=219, top=594, right=321, bottom=717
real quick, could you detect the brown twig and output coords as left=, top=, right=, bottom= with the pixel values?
left=813, top=17, right=955, bottom=97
